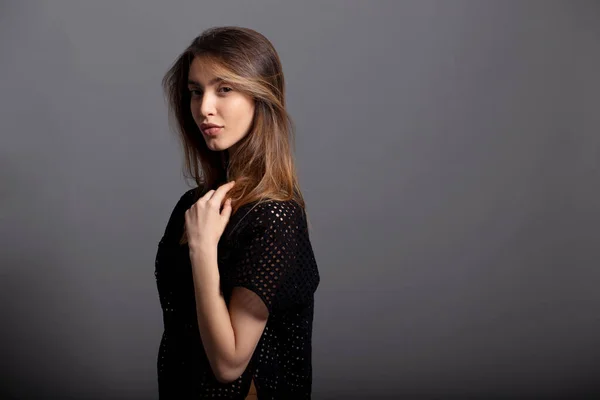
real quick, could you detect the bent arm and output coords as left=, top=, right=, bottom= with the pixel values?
left=190, top=248, right=269, bottom=383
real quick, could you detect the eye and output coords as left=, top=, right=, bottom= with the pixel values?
left=189, top=88, right=203, bottom=97
left=218, top=86, right=233, bottom=93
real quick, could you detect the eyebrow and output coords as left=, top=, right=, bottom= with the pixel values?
left=187, top=77, right=223, bottom=88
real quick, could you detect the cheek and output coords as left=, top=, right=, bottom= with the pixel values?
left=239, top=101, right=255, bottom=124
left=190, top=100, right=200, bottom=120
left=247, top=103, right=256, bottom=120
left=226, top=101, right=253, bottom=124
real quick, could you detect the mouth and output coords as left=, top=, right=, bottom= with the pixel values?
left=201, top=126, right=223, bottom=136
left=199, top=122, right=224, bottom=136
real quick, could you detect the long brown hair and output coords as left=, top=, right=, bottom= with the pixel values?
left=162, top=26, right=305, bottom=244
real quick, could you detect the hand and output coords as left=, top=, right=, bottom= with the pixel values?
left=184, top=181, right=235, bottom=251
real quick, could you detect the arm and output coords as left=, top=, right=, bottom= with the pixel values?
left=190, top=247, right=269, bottom=384
left=184, top=184, right=303, bottom=383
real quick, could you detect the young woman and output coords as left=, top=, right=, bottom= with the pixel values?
left=155, top=26, right=320, bottom=399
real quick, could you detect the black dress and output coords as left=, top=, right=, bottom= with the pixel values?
left=155, top=187, right=320, bottom=399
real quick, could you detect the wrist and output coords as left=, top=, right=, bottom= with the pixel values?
left=189, top=241, right=217, bottom=258
left=189, top=245, right=220, bottom=286
left=188, top=239, right=217, bottom=253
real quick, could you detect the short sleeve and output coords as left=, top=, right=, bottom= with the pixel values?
left=227, top=200, right=319, bottom=313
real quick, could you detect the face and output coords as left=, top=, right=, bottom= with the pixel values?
left=187, top=57, right=255, bottom=153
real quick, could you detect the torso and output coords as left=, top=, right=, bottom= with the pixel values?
left=245, top=379, right=257, bottom=399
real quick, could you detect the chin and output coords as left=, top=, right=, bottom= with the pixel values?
left=205, top=139, right=232, bottom=152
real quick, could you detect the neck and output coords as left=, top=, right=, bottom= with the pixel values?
left=221, top=151, right=230, bottom=174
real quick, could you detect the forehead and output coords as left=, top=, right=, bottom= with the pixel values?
left=188, top=56, right=226, bottom=85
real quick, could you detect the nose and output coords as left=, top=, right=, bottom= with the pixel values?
left=199, top=91, right=217, bottom=118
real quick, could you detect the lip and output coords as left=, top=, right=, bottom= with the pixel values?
left=200, top=123, right=224, bottom=136
left=202, top=126, right=223, bottom=136
left=200, top=122, right=223, bottom=130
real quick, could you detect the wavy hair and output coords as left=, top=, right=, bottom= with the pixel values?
left=162, top=26, right=305, bottom=244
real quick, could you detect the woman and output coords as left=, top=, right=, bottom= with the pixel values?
left=155, top=26, right=320, bottom=399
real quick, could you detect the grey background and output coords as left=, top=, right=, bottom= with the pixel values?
left=1, top=0, right=599, bottom=398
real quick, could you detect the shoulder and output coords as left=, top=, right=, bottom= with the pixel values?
left=161, top=186, right=202, bottom=239
left=169, top=186, right=204, bottom=216
left=237, top=199, right=306, bottom=231
left=229, top=199, right=308, bottom=245
left=177, top=186, right=202, bottom=208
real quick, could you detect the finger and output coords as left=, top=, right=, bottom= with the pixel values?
left=208, top=181, right=235, bottom=208
left=200, top=189, right=215, bottom=203
left=221, top=198, right=233, bottom=220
